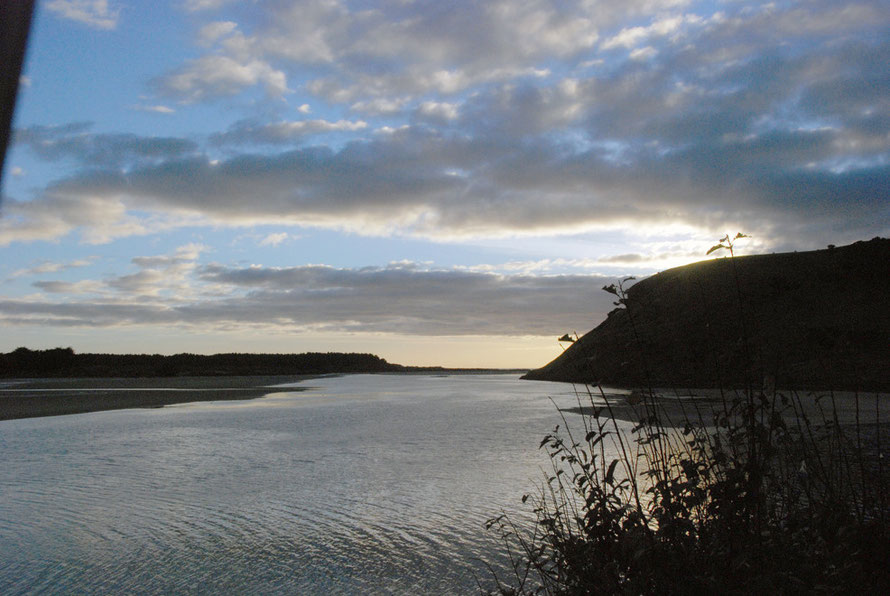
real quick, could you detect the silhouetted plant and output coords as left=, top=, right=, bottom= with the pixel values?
left=484, top=235, right=888, bottom=595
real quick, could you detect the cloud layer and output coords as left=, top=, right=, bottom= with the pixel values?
left=8, top=0, right=889, bottom=250
left=0, top=247, right=618, bottom=337
left=10, top=1, right=890, bottom=248
left=6, top=1, right=888, bottom=364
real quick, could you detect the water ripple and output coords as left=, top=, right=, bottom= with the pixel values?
left=0, top=374, right=582, bottom=594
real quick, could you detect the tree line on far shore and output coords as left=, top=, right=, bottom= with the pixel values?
left=0, top=347, right=407, bottom=378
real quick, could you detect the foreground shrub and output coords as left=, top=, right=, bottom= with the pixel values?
left=485, top=236, right=888, bottom=594
left=485, top=384, right=889, bottom=595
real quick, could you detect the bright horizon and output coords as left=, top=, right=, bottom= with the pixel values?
left=1, top=1, right=888, bottom=368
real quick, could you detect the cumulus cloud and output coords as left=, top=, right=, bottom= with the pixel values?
left=601, top=13, right=705, bottom=50
left=153, top=55, right=289, bottom=102
left=183, top=0, right=236, bottom=12
left=155, top=0, right=687, bottom=104
left=416, top=101, right=460, bottom=122
left=191, top=263, right=617, bottom=335
left=19, top=245, right=207, bottom=303
left=0, top=193, right=203, bottom=246
left=350, top=97, right=412, bottom=116
left=45, top=0, right=120, bottom=30
left=629, top=46, right=658, bottom=61
left=130, top=243, right=206, bottom=268
left=33, top=280, right=104, bottom=294
left=7, top=0, right=890, bottom=251
left=14, top=123, right=197, bottom=167
left=259, top=232, right=290, bottom=246
left=210, top=118, right=368, bottom=145
left=306, top=66, right=550, bottom=105
left=197, top=21, right=238, bottom=46
left=97, top=245, right=205, bottom=299
left=132, top=104, right=176, bottom=114
left=0, top=262, right=619, bottom=336
left=9, top=258, right=95, bottom=279
left=27, top=93, right=888, bottom=244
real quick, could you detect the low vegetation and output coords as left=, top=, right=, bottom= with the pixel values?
left=486, top=385, right=888, bottom=594
left=487, top=236, right=889, bottom=594
left=0, top=347, right=402, bottom=377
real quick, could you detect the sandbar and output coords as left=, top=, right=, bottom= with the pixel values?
left=0, top=375, right=318, bottom=420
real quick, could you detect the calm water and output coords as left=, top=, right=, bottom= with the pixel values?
left=0, top=374, right=608, bottom=594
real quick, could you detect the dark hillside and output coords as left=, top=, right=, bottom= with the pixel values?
left=524, top=238, right=890, bottom=391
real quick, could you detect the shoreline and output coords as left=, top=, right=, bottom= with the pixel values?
left=0, top=375, right=321, bottom=421
left=561, top=387, right=890, bottom=427
left=0, top=370, right=527, bottom=421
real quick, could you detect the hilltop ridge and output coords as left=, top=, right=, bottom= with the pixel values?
left=523, top=238, right=890, bottom=391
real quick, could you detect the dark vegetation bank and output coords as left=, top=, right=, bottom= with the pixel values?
left=0, top=348, right=402, bottom=378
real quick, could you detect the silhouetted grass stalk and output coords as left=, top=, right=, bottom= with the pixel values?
left=485, top=235, right=889, bottom=594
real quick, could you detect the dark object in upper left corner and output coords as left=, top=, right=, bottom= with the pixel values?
left=0, top=1, right=36, bottom=199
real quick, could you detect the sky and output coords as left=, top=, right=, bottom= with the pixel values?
left=0, top=0, right=888, bottom=368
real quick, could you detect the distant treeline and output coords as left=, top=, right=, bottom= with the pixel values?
left=0, top=347, right=405, bottom=378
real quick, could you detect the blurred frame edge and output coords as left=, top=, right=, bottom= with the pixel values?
left=0, top=0, right=36, bottom=200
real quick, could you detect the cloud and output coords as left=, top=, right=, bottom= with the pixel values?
left=597, top=253, right=647, bottom=264
left=33, top=280, right=104, bottom=294
left=157, top=0, right=686, bottom=104
left=183, top=0, right=236, bottom=13
left=306, top=66, right=550, bottom=105
left=153, top=55, right=289, bottom=102
left=129, top=243, right=206, bottom=268
left=191, top=263, right=617, bottom=335
left=131, top=104, right=176, bottom=114
left=20, top=245, right=207, bottom=302
left=45, top=0, right=120, bottom=30
left=197, top=21, right=238, bottom=46
left=594, top=249, right=709, bottom=268
left=601, top=13, right=704, bottom=50
left=210, top=118, right=368, bottom=145
left=416, top=101, right=460, bottom=122
left=258, top=232, right=290, bottom=246
left=350, top=97, right=412, bottom=116
left=14, top=123, right=197, bottom=167
left=151, top=0, right=889, bottom=121
left=7, top=0, right=890, bottom=251
left=0, top=261, right=620, bottom=336
left=8, top=95, right=888, bottom=247
left=9, top=258, right=95, bottom=279
left=0, top=192, right=202, bottom=246
left=629, top=46, right=658, bottom=61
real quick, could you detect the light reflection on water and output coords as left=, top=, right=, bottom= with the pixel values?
left=0, top=374, right=606, bottom=594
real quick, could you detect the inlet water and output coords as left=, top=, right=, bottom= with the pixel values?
left=0, top=374, right=598, bottom=594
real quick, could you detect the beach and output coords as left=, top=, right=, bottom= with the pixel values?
left=0, top=376, right=314, bottom=420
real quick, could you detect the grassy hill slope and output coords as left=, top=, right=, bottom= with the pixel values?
left=524, top=238, right=890, bottom=391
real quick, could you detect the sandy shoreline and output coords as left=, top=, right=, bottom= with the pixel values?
left=0, top=375, right=319, bottom=421
left=562, top=387, right=890, bottom=426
